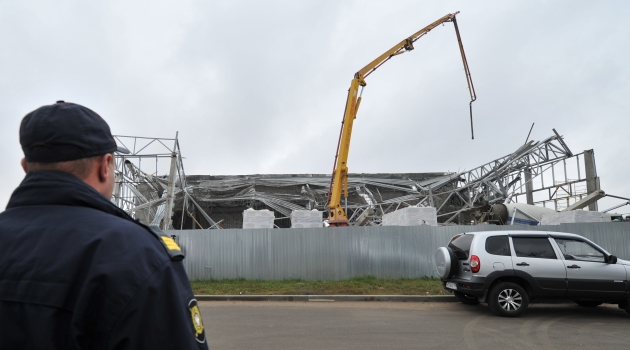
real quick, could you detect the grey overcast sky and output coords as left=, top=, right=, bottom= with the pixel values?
left=1, top=1, right=629, bottom=213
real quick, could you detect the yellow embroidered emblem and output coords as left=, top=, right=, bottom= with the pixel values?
left=189, top=299, right=205, bottom=343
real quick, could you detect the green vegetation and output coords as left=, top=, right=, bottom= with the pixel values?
left=191, top=276, right=448, bottom=295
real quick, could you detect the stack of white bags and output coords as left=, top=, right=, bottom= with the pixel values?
left=382, top=207, right=438, bottom=226
left=291, top=210, right=323, bottom=228
left=540, top=210, right=604, bottom=225
left=242, top=208, right=275, bottom=229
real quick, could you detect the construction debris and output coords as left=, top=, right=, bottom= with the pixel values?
left=112, top=130, right=628, bottom=229
left=178, top=172, right=456, bottom=229
left=382, top=207, right=437, bottom=226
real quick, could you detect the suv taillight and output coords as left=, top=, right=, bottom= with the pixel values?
left=470, top=255, right=480, bottom=273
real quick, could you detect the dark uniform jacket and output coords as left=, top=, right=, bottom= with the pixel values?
left=0, top=171, right=208, bottom=350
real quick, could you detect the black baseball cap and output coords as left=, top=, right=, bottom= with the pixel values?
left=20, top=101, right=130, bottom=163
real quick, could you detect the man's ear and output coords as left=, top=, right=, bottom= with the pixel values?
left=21, top=158, right=28, bottom=173
left=98, top=154, right=114, bottom=183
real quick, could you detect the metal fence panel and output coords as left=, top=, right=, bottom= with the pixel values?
left=168, top=223, right=630, bottom=281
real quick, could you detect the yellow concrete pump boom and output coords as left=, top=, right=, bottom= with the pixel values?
left=326, top=11, right=476, bottom=227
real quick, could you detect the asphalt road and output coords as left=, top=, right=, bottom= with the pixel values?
left=200, top=301, right=630, bottom=349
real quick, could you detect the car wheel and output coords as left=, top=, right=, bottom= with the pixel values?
left=489, top=282, right=529, bottom=317
left=575, top=301, right=602, bottom=307
left=454, top=291, right=480, bottom=305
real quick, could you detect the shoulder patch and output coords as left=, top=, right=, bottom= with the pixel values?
left=189, top=299, right=206, bottom=343
left=147, top=225, right=185, bottom=261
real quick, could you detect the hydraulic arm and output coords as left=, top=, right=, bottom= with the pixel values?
left=326, top=12, right=476, bottom=226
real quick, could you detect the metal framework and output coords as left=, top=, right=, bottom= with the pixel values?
left=346, top=129, right=600, bottom=225
left=112, top=130, right=625, bottom=229
left=427, top=130, right=584, bottom=223
left=182, top=173, right=455, bottom=229
left=112, top=133, right=219, bottom=230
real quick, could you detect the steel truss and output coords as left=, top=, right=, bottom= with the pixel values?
left=347, top=130, right=592, bottom=226
left=425, top=131, right=580, bottom=223
left=112, top=133, right=219, bottom=230
left=112, top=130, right=616, bottom=229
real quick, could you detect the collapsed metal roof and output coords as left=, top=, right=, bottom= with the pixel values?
left=113, top=129, right=624, bottom=229
left=182, top=172, right=458, bottom=228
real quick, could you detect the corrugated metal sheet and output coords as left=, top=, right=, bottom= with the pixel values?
left=168, top=223, right=630, bottom=281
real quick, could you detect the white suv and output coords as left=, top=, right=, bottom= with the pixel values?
left=435, top=231, right=630, bottom=317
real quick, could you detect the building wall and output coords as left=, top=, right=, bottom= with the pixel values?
left=168, top=223, right=630, bottom=281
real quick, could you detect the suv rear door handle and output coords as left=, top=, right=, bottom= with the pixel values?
left=516, top=262, right=529, bottom=266
left=567, top=264, right=581, bottom=269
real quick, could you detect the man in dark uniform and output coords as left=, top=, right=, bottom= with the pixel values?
left=0, top=101, right=208, bottom=349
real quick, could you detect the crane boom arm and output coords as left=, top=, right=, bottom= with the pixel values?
left=356, top=12, right=459, bottom=85
left=326, top=12, right=476, bottom=226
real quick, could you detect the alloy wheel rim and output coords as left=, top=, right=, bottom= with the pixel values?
left=498, top=288, right=522, bottom=311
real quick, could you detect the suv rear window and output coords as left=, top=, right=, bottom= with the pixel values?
left=485, top=236, right=511, bottom=256
left=512, top=237, right=556, bottom=259
left=448, top=234, right=474, bottom=260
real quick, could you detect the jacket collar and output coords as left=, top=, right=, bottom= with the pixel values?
left=6, top=170, right=133, bottom=222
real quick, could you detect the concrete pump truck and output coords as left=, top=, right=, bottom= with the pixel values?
left=326, top=12, right=477, bottom=227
